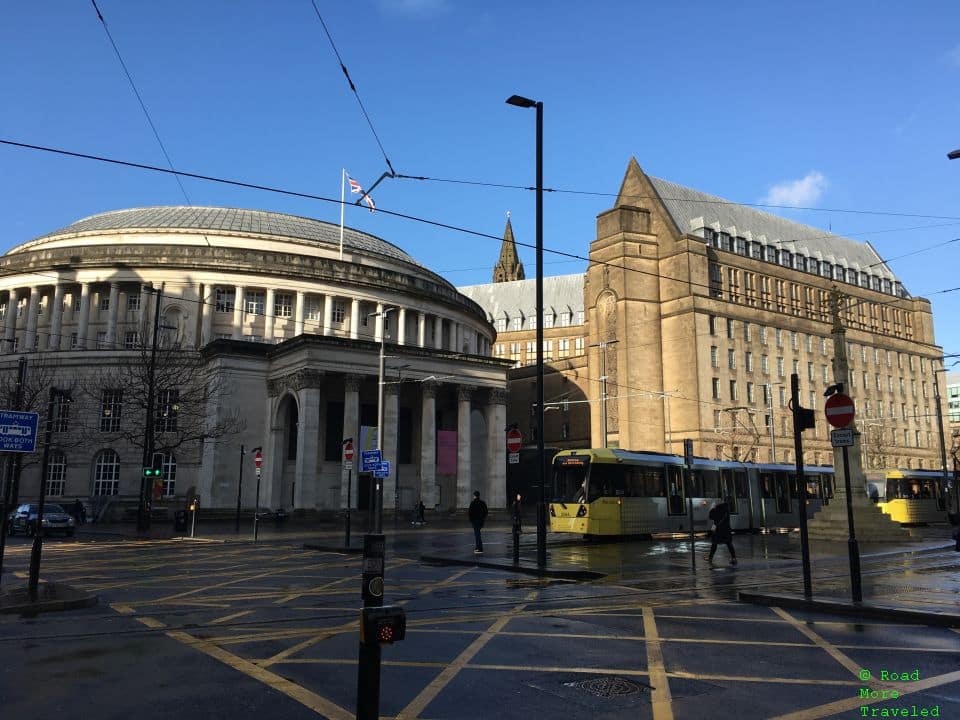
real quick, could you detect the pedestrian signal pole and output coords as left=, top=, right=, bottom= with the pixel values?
left=789, top=374, right=815, bottom=599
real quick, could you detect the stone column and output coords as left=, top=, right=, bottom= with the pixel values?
left=397, top=307, right=407, bottom=346
left=350, top=299, right=360, bottom=340
left=49, top=284, right=65, bottom=350
left=232, top=285, right=244, bottom=340
left=323, top=294, right=334, bottom=336
left=295, top=290, right=306, bottom=336
left=105, top=282, right=120, bottom=347
left=451, top=322, right=459, bottom=352
left=417, top=311, right=426, bottom=348
left=201, top=284, right=213, bottom=346
left=456, top=385, right=475, bottom=508
left=486, top=389, right=507, bottom=508
left=420, top=382, right=438, bottom=507
left=4, top=288, right=18, bottom=351
left=24, top=286, right=40, bottom=350
left=138, top=284, right=149, bottom=343
left=294, top=371, right=324, bottom=509
left=340, top=375, right=361, bottom=509
left=374, top=302, right=384, bottom=343
left=382, top=382, right=399, bottom=519
left=434, top=315, right=443, bottom=350
left=77, top=283, right=91, bottom=349
left=264, top=288, right=275, bottom=342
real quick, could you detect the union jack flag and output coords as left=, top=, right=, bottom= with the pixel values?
left=347, top=175, right=375, bottom=213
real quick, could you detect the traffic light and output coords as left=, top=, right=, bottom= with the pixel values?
left=143, top=452, right=164, bottom=478
left=362, top=534, right=386, bottom=604
left=360, top=606, right=406, bottom=645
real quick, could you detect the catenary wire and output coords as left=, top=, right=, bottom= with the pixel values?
left=0, top=138, right=957, bottom=333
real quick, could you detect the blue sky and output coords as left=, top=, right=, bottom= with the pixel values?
left=2, top=1, right=959, bottom=356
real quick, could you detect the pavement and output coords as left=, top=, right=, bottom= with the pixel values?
left=54, top=512, right=960, bottom=626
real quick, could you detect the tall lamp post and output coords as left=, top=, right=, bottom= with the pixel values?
left=588, top=340, right=618, bottom=448
left=934, top=356, right=960, bottom=515
left=370, top=306, right=395, bottom=534
left=506, top=93, right=546, bottom=567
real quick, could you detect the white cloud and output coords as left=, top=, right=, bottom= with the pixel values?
left=762, top=171, right=828, bottom=208
left=945, top=44, right=960, bottom=67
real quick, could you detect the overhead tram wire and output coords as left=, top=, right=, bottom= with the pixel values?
left=309, top=1, right=396, bottom=180
left=2, top=138, right=959, bottom=322
left=89, top=0, right=213, bottom=248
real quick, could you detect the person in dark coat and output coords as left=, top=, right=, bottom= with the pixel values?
left=70, top=499, right=84, bottom=525
left=512, top=493, right=523, bottom=534
left=708, top=500, right=737, bottom=565
left=468, top=491, right=488, bottom=554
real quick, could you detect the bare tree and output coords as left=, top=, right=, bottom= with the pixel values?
left=715, top=407, right=762, bottom=463
left=858, top=421, right=887, bottom=471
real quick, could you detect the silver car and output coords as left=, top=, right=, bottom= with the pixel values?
left=7, top=503, right=76, bottom=537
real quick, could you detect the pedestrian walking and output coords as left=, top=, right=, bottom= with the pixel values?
left=70, top=498, right=84, bottom=526
left=468, top=490, right=488, bottom=554
left=708, top=500, right=737, bottom=565
left=416, top=499, right=426, bottom=525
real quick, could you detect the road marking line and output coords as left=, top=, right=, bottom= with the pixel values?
left=166, top=630, right=352, bottom=720
left=770, top=607, right=862, bottom=676
left=274, top=575, right=354, bottom=605
left=209, top=610, right=253, bottom=625
left=417, top=568, right=473, bottom=595
left=136, top=616, right=167, bottom=629
left=111, top=603, right=136, bottom=615
left=396, top=590, right=538, bottom=720
left=768, top=668, right=960, bottom=720
left=258, top=618, right=358, bottom=668
left=642, top=606, right=674, bottom=720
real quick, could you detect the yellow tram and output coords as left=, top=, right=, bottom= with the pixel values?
left=866, top=469, right=951, bottom=525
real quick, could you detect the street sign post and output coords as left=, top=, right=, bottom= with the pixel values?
left=343, top=439, right=355, bottom=471
left=506, top=427, right=522, bottom=465
left=831, top=428, right=854, bottom=447
left=824, top=393, right=856, bottom=428
left=343, top=438, right=355, bottom=548
left=0, top=410, right=38, bottom=453
left=373, top=461, right=390, bottom=479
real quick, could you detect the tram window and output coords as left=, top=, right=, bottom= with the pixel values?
left=667, top=466, right=685, bottom=515
left=734, top=471, right=749, bottom=498
left=626, top=466, right=666, bottom=497
left=701, top=469, right=720, bottom=498
left=720, top=469, right=739, bottom=513
left=590, top=464, right=625, bottom=499
left=555, top=463, right=589, bottom=503
left=759, top=474, right=774, bottom=498
left=775, top=472, right=791, bottom=513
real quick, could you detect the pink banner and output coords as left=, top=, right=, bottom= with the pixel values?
left=437, top=430, right=458, bottom=475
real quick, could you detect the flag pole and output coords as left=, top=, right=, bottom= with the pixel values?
left=339, top=168, right=346, bottom=261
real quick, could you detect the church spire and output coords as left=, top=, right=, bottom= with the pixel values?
left=492, top=211, right=525, bottom=283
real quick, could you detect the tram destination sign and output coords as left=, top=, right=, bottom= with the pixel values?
left=0, top=410, right=38, bottom=452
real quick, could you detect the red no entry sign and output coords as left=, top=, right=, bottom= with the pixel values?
left=506, top=428, right=523, bottom=454
left=824, top=393, right=856, bottom=428
left=254, top=450, right=263, bottom=469
left=344, top=440, right=354, bottom=462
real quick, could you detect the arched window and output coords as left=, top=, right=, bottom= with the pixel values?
left=93, top=449, right=120, bottom=495
left=46, top=451, right=66, bottom=496
left=161, top=453, right=177, bottom=497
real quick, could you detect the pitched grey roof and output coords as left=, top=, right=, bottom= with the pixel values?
left=458, top=274, right=584, bottom=327
left=648, top=177, right=898, bottom=282
left=27, top=206, right=421, bottom=266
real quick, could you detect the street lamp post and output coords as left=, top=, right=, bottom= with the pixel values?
left=371, top=306, right=395, bottom=534
left=138, top=282, right=165, bottom=535
left=588, top=340, right=619, bottom=448
left=235, top=444, right=245, bottom=533
left=506, top=93, right=546, bottom=567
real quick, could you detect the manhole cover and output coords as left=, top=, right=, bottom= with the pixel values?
left=564, top=676, right=646, bottom=698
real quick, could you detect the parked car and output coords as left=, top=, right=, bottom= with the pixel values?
left=7, top=503, right=76, bottom=537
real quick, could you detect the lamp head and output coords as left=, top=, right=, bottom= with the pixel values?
left=824, top=383, right=844, bottom=397
left=948, top=149, right=960, bottom=160
left=506, top=94, right=537, bottom=108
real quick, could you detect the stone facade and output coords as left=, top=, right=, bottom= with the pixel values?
left=2, top=207, right=511, bottom=516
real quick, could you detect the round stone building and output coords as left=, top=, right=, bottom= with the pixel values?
left=0, top=206, right=510, bottom=521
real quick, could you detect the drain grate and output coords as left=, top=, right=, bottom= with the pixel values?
left=564, top=676, right=646, bottom=698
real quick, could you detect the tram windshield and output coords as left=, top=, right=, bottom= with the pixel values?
left=553, top=456, right=590, bottom=502
left=886, top=477, right=940, bottom=501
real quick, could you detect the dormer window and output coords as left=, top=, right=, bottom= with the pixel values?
left=735, top=237, right=746, bottom=255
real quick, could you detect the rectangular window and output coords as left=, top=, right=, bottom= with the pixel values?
left=821, top=337, right=828, bottom=355
left=542, top=339, right=554, bottom=360
left=576, top=310, right=584, bottom=325
left=761, top=354, right=769, bottom=374
left=305, top=296, right=321, bottom=321
left=712, top=378, right=720, bottom=400
left=333, top=301, right=346, bottom=324
left=574, top=337, right=584, bottom=355
left=100, top=390, right=122, bottom=432
left=726, top=318, right=734, bottom=339
left=823, top=365, right=829, bottom=383
left=96, top=331, right=107, bottom=350
left=729, top=379, right=737, bottom=401
left=777, top=356, right=784, bottom=377
left=747, top=382, right=755, bottom=403
left=70, top=332, right=78, bottom=349
left=779, top=387, right=786, bottom=408
left=52, top=391, right=70, bottom=433
left=759, top=326, right=767, bottom=345
left=124, top=331, right=138, bottom=349
left=808, top=362, right=814, bottom=381
left=559, top=311, right=571, bottom=327
left=127, top=293, right=140, bottom=312
left=512, top=316, right=522, bottom=331
left=528, top=316, right=537, bottom=330
left=709, top=315, right=717, bottom=336
left=45, top=453, right=66, bottom=497
left=99, top=294, right=110, bottom=312
left=558, top=338, right=570, bottom=358
left=711, top=346, right=719, bottom=368
left=275, top=293, right=293, bottom=318
left=743, top=322, right=752, bottom=342
left=728, top=349, right=736, bottom=369
left=215, top=288, right=235, bottom=313
left=792, top=359, right=799, bottom=375
left=746, top=351, right=753, bottom=372
left=156, top=389, right=179, bottom=432
left=245, top=290, right=265, bottom=315
left=805, top=335, right=813, bottom=353
left=543, top=313, right=554, bottom=329
left=776, top=329, right=783, bottom=347
left=791, top=331, right=798, bottom=350
left=524, top=341, right=535, bottom=364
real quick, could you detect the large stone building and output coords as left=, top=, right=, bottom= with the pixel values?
left=461, top=159, right=949, bottom=471
left=1, top=207, right=510, bottom=518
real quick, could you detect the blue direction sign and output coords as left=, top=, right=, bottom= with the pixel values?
left=373, top=461, right=391, bottom=478
left=0, top=410, right=39, bottom=453
left=361, top=449, right=382, bottom=472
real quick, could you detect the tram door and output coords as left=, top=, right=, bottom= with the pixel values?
left=720, top=470, right=737, bottom=514
left=667, top=465, right=685, bottom=515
